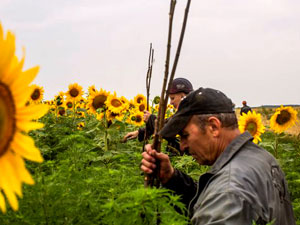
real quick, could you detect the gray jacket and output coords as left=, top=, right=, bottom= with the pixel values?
left=164, top=132, right=295, bottom=224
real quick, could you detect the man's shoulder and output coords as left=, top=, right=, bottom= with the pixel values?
left=207, top=143, right=277, bottom=196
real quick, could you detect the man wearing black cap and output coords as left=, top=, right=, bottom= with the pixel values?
left=141, top=87, right=295, bottom=224
left=123, top=78, right=193, bottom=155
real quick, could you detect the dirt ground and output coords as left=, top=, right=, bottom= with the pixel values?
left=236, top=106, right=300, bottom=136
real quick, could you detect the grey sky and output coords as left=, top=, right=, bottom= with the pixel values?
left=1, top=0, right=299, bottom=107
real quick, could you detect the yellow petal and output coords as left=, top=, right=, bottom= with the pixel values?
left=13, top=153, right=35, bottom=185
left=3, top=188, right=18, bottom=211
left=0, top=152, right=22, bottom=197
left=12, top=82, right=34, bottom=109
left=0, top=191, right=6, bottom=213
left=10, top=132, right=44, bottom=163
left=17, top=121, right=44, bottom=132
left=11, top=66, right=39, bottom=92
left=16, top=104, right=49, bottom=121
left=2, top=55, right=24, bottom=86
left=0, top=155, right=21, bottom=211
left=0, top=31, right=16, bottom=79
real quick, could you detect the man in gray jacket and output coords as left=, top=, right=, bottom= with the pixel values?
left=141, top=87, right=295, bottom=225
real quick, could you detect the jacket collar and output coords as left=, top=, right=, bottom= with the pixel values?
left=209, top=131, right=253, bottom=174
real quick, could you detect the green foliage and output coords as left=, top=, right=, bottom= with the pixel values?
left=1, top=112, right=300, bottom=224
left=99, top=188, right=189, bottom=225
left=260, top=131, right=300, bottom=223
left=171, top=155, right=209, bottom=180
left=257, top=107, right=274, bottom=120
left=0, top=112, right=190, bottom=224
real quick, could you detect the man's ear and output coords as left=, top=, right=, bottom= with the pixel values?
left=207, top=117, right=221, bottom=137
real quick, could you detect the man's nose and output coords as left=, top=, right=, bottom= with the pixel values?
left=180, top=141, right=187, bottom=152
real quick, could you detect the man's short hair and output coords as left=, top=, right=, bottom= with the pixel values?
left=194, top=113, right=238, bottom=132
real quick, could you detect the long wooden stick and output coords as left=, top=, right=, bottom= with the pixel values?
left=144, top=0, right=192, bottom=188
left=163, top=0, right=192, bottom=113
left=145, top=0, right=177, bottom=188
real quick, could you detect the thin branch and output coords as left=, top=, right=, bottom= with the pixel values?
left=146, top=43, right=154, bottom=111
left=145, top=0, right=177, bottom=188
left=163, top=0, right=192, bottom=116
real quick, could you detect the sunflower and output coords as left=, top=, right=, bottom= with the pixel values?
left=106, top=109, right=124, bottom=122
left=54, top=92, right=65, bottom=107
left=87, top=89, right=109, bottom=114
left=131, top=111, right=144, bottom=126
left=106, top=92, right=125, bottom=114
left=88, top=85, right=97, bottom=95
left=29, top=84, right=44, bottom=103
left=65, top=100, right=74, bottom=110
left=270, top=106, right=298, bottom=134
left=76, top=111, right=86, bottom=118
left=96, top=112, right=105, bottom=120
left=57, top=106, right=66, bottom=117
left=65, top=83, right=83, bottom=102
left=77, top=122, right=85, bottom=130
left=238, top=111, right=265, bottom=144
left=137, top=102, right=147, bottom=113
left=153, top=96, right=160, bottom=105
left=128, top=100, right=136, bottom=110
left=134, top=94, right=146, bottom=104
left=0, top=23, right=48, bottom=213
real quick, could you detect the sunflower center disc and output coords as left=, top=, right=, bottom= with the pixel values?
left=67, top=102, right=73, bottom=108
left=276, top=110, right=291, bottom=125
left=31, top=88, right=40, bottom=100
left=0, top=82, right=16, bottom=157
left=139, top=104, right=145, bottom=112
left=111, top=99, right=122, bottom=107
left=137, top=97, right=144, bottom=104
left=136, top=115, right=142, bottom=123
left=93, top=95, right=107, bottom=109
left=58, top=108, right=65, bottom=116
left=70, top=88, right=79, bottom=97
left=246, top=121, right=257, bottom=136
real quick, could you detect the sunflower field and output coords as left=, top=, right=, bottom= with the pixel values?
left=1, top=22, right=300, bottom=225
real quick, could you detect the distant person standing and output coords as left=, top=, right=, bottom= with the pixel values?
left=240, top=100, right=252, bottom=116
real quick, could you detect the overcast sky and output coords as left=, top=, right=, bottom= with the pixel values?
left=1, top=0, right=299, bottom=107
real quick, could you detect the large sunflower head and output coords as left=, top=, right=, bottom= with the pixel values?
left=0, top=23, right=48, bottom=213
left=106, top=92, right=125, bottom=114
left=270, top=106, right=298, bottom=133
left=65, top=83, right=83, bottom=101
left=134, top=94, right=146, bottom=105
left=29, top=84, right=44, bottom=103
left=238, top=111, right=265, bottom=144
left=87, top=89, right=109, bottom=114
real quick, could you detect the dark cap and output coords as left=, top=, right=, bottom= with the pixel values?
left=160, top=87, right=235, bottom=138
left=168, top=78, right=193, bottom=94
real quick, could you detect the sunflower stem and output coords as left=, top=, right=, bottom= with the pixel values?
left=103, top=110, right=109, bottom=151
left=274, top=134, right=279, bottom=158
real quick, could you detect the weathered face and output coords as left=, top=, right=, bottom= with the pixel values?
left=179, top=116, right=219, bottom=165
left=169, top=92, right=186, bottom=109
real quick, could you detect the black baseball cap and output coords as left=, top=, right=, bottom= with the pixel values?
left=168, top=78, right=193, bottom=94
left=160, top=87, right=235, bottom=138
